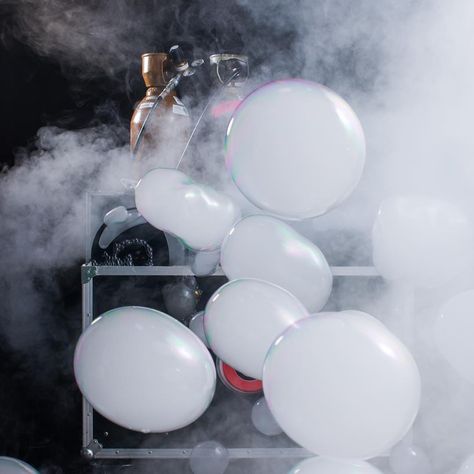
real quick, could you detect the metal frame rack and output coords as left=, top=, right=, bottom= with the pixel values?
left=80, top=263, right=378, bottom=461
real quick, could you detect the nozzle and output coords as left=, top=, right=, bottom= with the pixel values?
left=141, top=53, right=170, bottom=88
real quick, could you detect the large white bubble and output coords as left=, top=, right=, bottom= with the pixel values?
left=0, top=458, right=38, bottom=474
left=263, top=310, right=421, bottom=459
left=435, top=289, right=474, bottom=383
left=204, top=278, right=309, bottom=379
left=225, top=79, right=366, bottom=219
left=389, top=442, right=432, bottom=474
left=220, top=215, right=332, bottom=313
left=74, top=306, right=216, bottom=433
left=135, top=168, right=241, bottom=251
left=372, top=196, right=474, bottom=288
left=458, top=454, right=474, bottom=473
left=288, top=457, right=383, bottom=474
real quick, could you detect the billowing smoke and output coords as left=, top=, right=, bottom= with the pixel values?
left=2, top=0, right=474, bottom=472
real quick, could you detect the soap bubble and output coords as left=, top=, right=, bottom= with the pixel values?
left=74, top=306, right=216, bottom=432
left=288, top=457, right=383, bottom=474
left=189, top=441, right=229, bottom=474
left=373, top=195, right=474, bottom=288
left=435, top=289, right=474, bottom=383
left=225, top=79, right=365, bottom=219
left=188, top=311, right=209, bottom=348
left=389, top=442, right=432, bottom=474
left=458, top=454, right=474, bottom=473
left=220, top=215, right=332, bottom=313
left=0, top=457, right=38, bottom=474
left=263, top=310, right=421, bottom=459
left=135, top=168, right=240, bottom=251
left=251, top=397, right=282, bottom=436
left=205, top=278, right=309, bottom=379
left=162, top=277, right=199, bottom=320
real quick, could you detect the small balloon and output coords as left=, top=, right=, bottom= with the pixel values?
left=189, top=441, right=229, bottom=474
left=458, top=454, right=474, bottom=473
left=0, top=457, right=38, bottom=474
left=135, top=168, right=241, bottom=251
left=221, top=215, right=332, bottom=312
left=263, top=310, right=421, bottom=459
left=389, top=442, right=432, bottom=474
left=74, top=306, right=216, bottom=433
left=189, top=311, right=209, bottom=348
left=225, top=79, right=366, bottom=219
left=435, top=289, right=474, bottom=383
left=288, top=457, right=383, bottom=474
left=373, top=196, right=474, bottom=288
left=251, top=397, right=282, bottom=436
left=205, top=278, right=309, bottom=379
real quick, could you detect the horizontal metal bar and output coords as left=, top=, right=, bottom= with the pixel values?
left=82, top=264, right=379, bottom=278
left=96, top=447, right=312, bottom=459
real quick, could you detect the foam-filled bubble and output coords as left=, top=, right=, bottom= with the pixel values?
left=288, top=457, right=383, bottom=474
left=0, top=457, right=38, bottom=474
left=189, top=441, right=229, bottom=474
left=435, top=289, right=474, bottom=383
left=225, top=79, right=365, bottom=219
left=263, top=310, right=421, bottom=459
left=74, top=306, right=216, bottom=433
left=458, top=454, right=474, bottom=473
left=389, top=442, right=432, bottom=474
left=251, top=396, right=282, bottom=436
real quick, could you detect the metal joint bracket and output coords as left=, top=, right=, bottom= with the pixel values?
left=82, top=265, right=98, bottom=283
left=81, top=438, right=103, bottom=460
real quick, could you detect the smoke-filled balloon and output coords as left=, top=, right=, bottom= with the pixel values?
left=389, top=442, right=432, bottom=474
left=135, top=168, right=241, bottom=251
left=225, top=79, right=365, bottom=219
left=188, top=311, right=209, bottom=348
left=251, top=396, right=282, bottom=436
left=435, top=289, right=474, bottom=383
left=458, top=454, right=474, bottom=473
left=220, top=215, right=332, bottom=312
left=288, top=457, right=383, bottom=474
left=0, top=458, right=38, bottom=474
left=74, top=306, right=216, bottom=433
left=189, top=441, right=229, bottom=474
left=372, top=196, right=474, bottom=288
left=263, top=310, right=421, bottom=459
left=204, top=278, right=309, bottom=379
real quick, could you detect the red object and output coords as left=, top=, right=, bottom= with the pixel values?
left=218, top=359, right=263, bottom=394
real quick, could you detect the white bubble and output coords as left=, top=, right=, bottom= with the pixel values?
left=389, top=442, right=432, bottom=474
left=458, top=454, right=474, bottom=473
left=373, top=195, right=474, bottom=288
left=189, top=441, right=229, bottom=474
left=135, top=168, right=240, bottom=251
left=220, top=215, right=332, bottom=313
left=189, top=311, right=209, bottom=348
left=263, top=310, right=421, bottom=459
left=74, top=306, right=216, bottom=432
left=251, top=397, right=282, bottom=436
left=205, top=278, right=309, bottom=379
left=0, top=457, right=38, bottom=474
left=225, top=79, right=365, bottom=219
left=288, top=456, right=383, bottom=474
left=435, top=289, right=474, bottom=383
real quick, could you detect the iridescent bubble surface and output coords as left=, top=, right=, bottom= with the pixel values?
left=189, top=441, right=229, bottom=474
left=263, top=310, right=421, bottom=459
left=0, top=457, right=39, bottom=474
left=74, top=306, right=216, bottom=433
left=251, top=396, right=282, bottom=436
left=288, top=457, right=383, bottom=474
left=435, top=289, right=474, bottom=383
left=135, top=168, right=241, bottom=251
left=204, top=278, right=309, bottom=379
left=225, top=79, right=366, bottom=219
left=220, top=215, right=332, bottom=312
